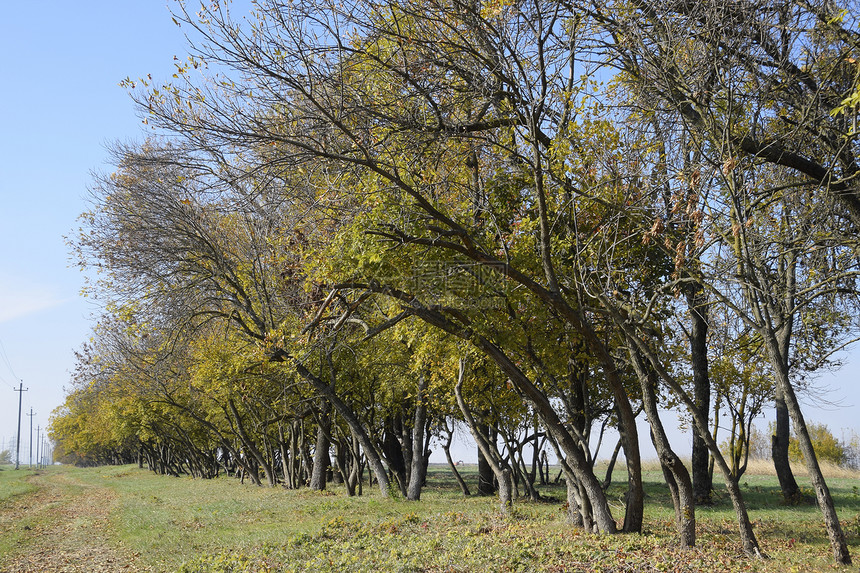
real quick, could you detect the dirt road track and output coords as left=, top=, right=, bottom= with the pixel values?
left=0, top=471, right=148, bottom=572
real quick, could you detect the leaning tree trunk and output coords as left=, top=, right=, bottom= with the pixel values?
left=772, top=385, right=801, bottom=503
left=621, top=325, right=764, bottom=558
left=227, top=399, right=275, bottom=487
left=601, top=438, right=622, bottom=491
left=455, top=367, right=512, bottom=514
left=545, top=431, right=591, bottom=530
left=443, top=431, right=471, bottom=496
left=407, top=309, right=617, bottom=533
left=467, top=343, right=617, bottom=532
left=766, top=339, right=851, bottom=565
left=291, top=360, right=393, bottom=497
left=631, top=347, right=695, bottom=547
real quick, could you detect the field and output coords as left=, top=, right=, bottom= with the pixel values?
left=1, top=462, right=860, bottom=572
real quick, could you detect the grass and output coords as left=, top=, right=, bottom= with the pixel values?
left=2, top=462, right=860, bottom=571
left=0, top=466, right=39, bottom=558
left=0, top=465, right=36, bottom=503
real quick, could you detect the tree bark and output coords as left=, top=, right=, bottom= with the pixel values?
left=764, top=338, right=851, bottom=565
left=442, top=429, right=470, bottom=496
left=621, top=323, right=764, bottom=558
left=455, top=366, right=512, bottom=515
left=772, top=385, right=801, bottom=503
left=383, top=420, right=408, bottom=496
left=631, top=347, right=695, bottom=547
left=687, top=287, right=712, bottom=505
left=291, top=359, right=393, bottom=497
left=402, top=307, right=617, bottom=533
left=546, top=431, right=591, bottom=530
left=614, top=398, right=644, bottom=533
left=278, top=423, right=292, bottom=489
left=309, top=402, right=331, bottom=491
left=227, top=399, right=274, bottom=487
left=407, top=375, right=429, bottom=501
left=602, top=438, right=622, bottom=491
left=477, top=427, right=497, bottom=496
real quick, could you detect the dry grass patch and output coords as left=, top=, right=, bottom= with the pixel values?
left=615, top=457, right=860, bottom=479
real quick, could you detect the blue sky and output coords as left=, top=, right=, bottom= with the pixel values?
left=0, top=1, right=197, bottom=456
left=0, top=2, right=857, bottom=465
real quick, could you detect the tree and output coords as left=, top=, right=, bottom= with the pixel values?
left=789, top=423, right=846, bottom=466
left=592, top=1, right=860, bottom=562
left=710, top=337, right=771, bottom=480
left=55, top=0, right=860, bottom=562
left=595, top=0, right=860, bottom=229
left=139, top=0, right=650, bottom=532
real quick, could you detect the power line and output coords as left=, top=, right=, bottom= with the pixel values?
left=0, top=353, right=15, bottom=390
left=0, top=339, right=18, bottom=381
left=0, top=374, right=15, bottom=391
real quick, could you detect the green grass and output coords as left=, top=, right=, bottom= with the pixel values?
left=73, top=464, right=500, bottom=569
left=0, top=467, right=41, bottom=557
left=5, top=463, right=860, bottom=572
left=0, top=465, right=37, bottom=503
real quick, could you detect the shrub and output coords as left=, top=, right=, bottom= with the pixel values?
left=788, top=423, right=845, bottom=466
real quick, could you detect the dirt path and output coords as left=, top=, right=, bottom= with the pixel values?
left=0, top=470, right=148, bottom=572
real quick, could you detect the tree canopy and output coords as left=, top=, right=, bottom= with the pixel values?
left=50, top=0, right=860, bottom=566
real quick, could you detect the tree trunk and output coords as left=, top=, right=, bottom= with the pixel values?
left=469, top=347, right=617, bottom=532
left=765, top=338, right=851, bottom=565
left=332, top=438, right=346, bottom=484
left=631, top=347, right=695, bottom=547
left=788, top=387, right=851, bottom=564
left=299, top=424, right=313, bottom=487
left=566, top=472, right=585, bottom=528
left=309, top=402, right=331, bottom=491
left=622, top=326, right=764, bottom=558
left=408, top=312, right=617, bottom=533
left=278, top=423, right=292, bottom=489
left=687, top=287, right=713, bottom=505
left=350, top=435, right=363, bottom=497
left=407, top=375, right=429, bottom=501
left=455, top=369, right=512, bottom=514
left=546, top=433, right=590, bottom=530
left=227, top=399, right=274, bottom=486
left=772, top=385, right=801, bottom=503
left=383, top=420, right=408, bottom=496
left=292, top=360, right=393, bottom=497
left=443, top=435, right=470, bottom=496
left=331, top=436, right=355, bottom=496
left=477, top=428, right=496, bottom=496
left=602, top=438, right=622, bottom=491
left=614, top=398, right=644, bottom=533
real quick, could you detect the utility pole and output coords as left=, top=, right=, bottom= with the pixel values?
left=26, top=409, right=35, bottom=468
left=13, top=383, right=27, bottom=470
left=35, top=426, right=40, bottom=469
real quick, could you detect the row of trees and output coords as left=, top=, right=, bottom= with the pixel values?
left=50, top=0, right=860, bottom=565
